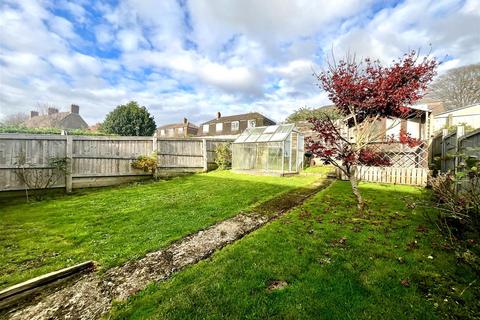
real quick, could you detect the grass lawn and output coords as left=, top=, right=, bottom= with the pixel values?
left=108, top=181, right=480, bottom=320
left=303, top=165, right=335, bottom=175
left=0, top=171, right=318, bottom=289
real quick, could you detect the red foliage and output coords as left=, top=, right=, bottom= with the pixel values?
left=307, top=50, right=437, bottom=175
left=307, top=117, right=391, bottom=168
left=358, top=148, right=391, bottom=166
left=399, top=128, right=422, bottom=147
left=317, top=51, right=437, bottom=121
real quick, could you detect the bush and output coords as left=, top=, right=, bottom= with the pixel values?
left=131, top=153, right=158, bottom=175
left=102, top=101, right=156, bottom=136
left=214, top=143, right=232, bottom=170
left=14, top=153, right=68, bottom=201
left=425, top=171, right=480, bottom=240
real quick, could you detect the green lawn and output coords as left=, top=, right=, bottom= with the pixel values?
left=108, top=181, right=480, bottom=320
left=0, top=171, right=318, bottom=289
left=303, top=165, right=335, bottom=175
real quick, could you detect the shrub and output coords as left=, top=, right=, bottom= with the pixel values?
left=423, top=171, right=480, bottom=240
left=102, top=101, right=156, bottom=136
left=14, top=153, right=68, bottom=201
left=214, top=143, right=232, bottom=170
left=131, top=153, right=158, bottom=175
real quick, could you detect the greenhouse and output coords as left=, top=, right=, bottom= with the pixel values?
left=232, top=124, right=305, bottom=175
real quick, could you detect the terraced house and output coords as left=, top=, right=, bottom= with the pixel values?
left=157, top=118, right=199, bottom=138
left=198, top=112, right=276, bottom=138
left=23, top=105, right=88, bottom=130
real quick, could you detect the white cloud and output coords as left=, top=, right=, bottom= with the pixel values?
left=1, top=0, right=479, bottom=126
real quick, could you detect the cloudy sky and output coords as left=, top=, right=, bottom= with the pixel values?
left=0, top=0, right=479, bottom=126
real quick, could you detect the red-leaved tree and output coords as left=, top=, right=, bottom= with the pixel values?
left=307, top=51, right=437, bottom=210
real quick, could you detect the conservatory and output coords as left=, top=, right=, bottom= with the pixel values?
left=232, top=124, right=305, bottom=175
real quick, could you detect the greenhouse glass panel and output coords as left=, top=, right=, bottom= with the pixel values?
left=244, top=127, right=265, bottom=143
left=232, top=124, right=304, bottom=175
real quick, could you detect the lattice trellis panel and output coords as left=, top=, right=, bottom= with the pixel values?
left=366, top=141, right=429, bottom=168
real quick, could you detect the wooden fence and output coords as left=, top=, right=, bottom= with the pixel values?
left=336, top=166, right=429, bottom=186
left=430, top=126, right=480, bottom=173
left=0, top=134, right=232, bottom=192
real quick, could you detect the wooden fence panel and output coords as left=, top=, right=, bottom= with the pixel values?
left=72, top=137, right=152, bottom=177
left=157, top=139, right=204, bottom=170
left=336, top=166, right=428, bottom=186
left=0, top=135, right=235, bottom=191
left=0, top=134, right=67, bottom=191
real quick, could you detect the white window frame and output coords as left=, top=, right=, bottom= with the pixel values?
left=247, top=120, right=256, bottom=128
left=167, top=128, right=174, bottom=136
left=177, top=127, right=184, bottom=134
left=231, top=121, right=239, bottom=131
left=216, top=122, right=223, bottom=132
left=160, top=129, right=165, bottom=136
left=203, top=124, right=209, bottom=133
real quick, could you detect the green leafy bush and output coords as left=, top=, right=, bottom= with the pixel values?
left=102, top=101, right=156, bottom=136
left=214, top=143, right=232, bottom=170
left=131, top=153, right=158, bottom=175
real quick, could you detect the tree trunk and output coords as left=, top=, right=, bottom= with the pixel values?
left=348, top=168, right=364, bottom=211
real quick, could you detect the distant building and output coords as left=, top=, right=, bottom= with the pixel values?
left=198, top=112, right=276, bottom=138
left=23, top=105, right=88, bottom=130
left=157, top=118, right=198, bottom=138
left=434, top=104, right=480, bottom=131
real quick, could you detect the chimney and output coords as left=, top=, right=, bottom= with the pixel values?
left=216, top=112, right=221, bottom=119
left=70, top=104, right=79, bottom=114
left=30, top=111, right=39, bottom=118
left=47, top=107, right=59, bottom=115
left=183, top=117, right=188, bottom=124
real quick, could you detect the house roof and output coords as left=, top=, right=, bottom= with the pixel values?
left=233, top=124, right=298, bottom=144
left=23, top=112, right=71, bottom=128
left=157, top=122, right=198, bottom=130
left=434, top=103, right=480, bottom=116
left=202, top=112, right=275, bottom=125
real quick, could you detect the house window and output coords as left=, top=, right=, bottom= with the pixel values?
left=216, top=123, right=223, bottom=132
left=386, top=118, right=401, bottom=139
left=160, top=129, right=165, bottom=136
left=168, top=128, right=174, bottom=136
left=407, top=119, right=420, bottom=139
left=203, top=124, right=209, bottom=133
left=231, top=121, right=239, bottom=131
left=247, top=120, right=256, bottom=128
left=177, top=127, right=184, bottom=134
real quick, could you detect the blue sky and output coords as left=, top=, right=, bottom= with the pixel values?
left=0, top=0, right=479, bottom=126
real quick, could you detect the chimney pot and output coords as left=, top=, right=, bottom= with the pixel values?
left=47, top=107, right=58, bottom=115
left=216, top=112, right=221, bottom=119
left=70, top=104, right=79, bottom=114
left=30, top=111, right=39, bottom=118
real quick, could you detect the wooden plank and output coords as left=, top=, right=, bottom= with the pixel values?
left=202, top=139, right=208, bottom=172
left=0, top=261, right=94, bottom=307
left=0, top=134, right=67, bottom=140
left=72, top=155, right=139, bottom=160
left=65, top=136, right=73, bottom=193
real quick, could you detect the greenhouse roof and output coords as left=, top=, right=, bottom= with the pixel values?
left=233, top=124, right=296, bottom=143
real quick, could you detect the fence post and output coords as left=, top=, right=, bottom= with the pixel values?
left=441, top=128, right=449, bottom=172
left=454, top=126, right=465, bottom=175
left=202, top=139, right=208, bottom=172
left=152, top=132, right=157, bottom=155
left=65, top=135, right=73, bottom=193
